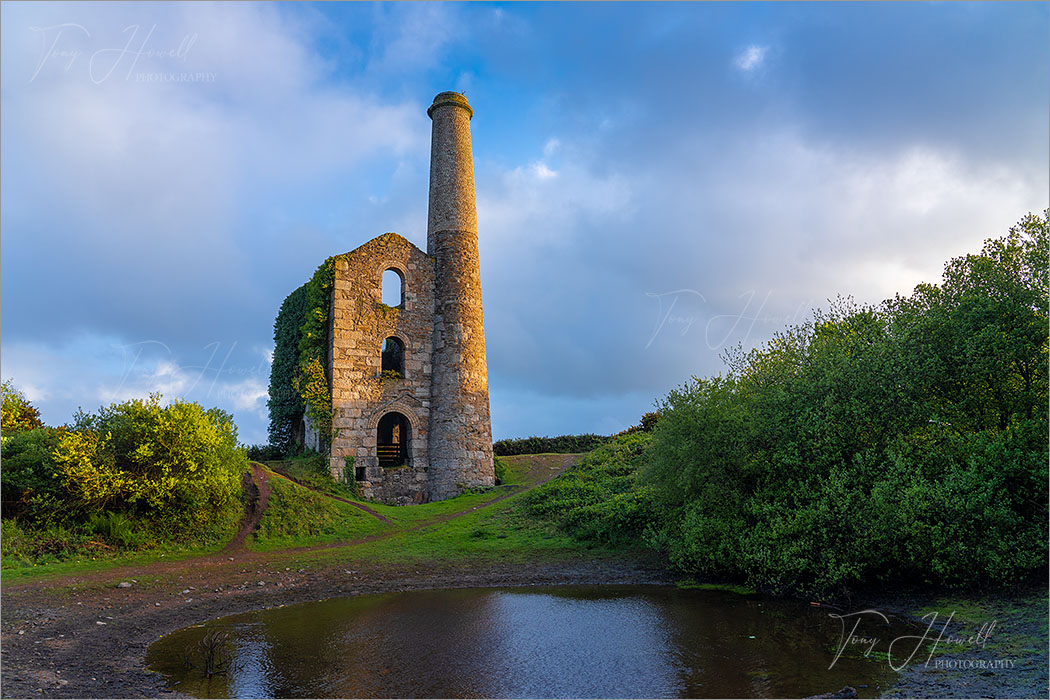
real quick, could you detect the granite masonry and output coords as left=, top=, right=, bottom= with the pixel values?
left=312, top=91, right=495, bottom=505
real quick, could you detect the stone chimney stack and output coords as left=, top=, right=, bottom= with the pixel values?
left=425, top=91, right=495, bottom=499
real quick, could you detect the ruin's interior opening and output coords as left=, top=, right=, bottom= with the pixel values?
left=381, top=336, right=405, bottom=376
left=382, top=268, right=404, bottom=308
left=377, top=412, right=410, bottom=467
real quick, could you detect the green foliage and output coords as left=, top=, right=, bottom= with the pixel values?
left=380, top=369, right=404, bottom=382
left=1, top=393, right=247, bottom=566
left=86, top=510, right=145, bottom=549
left=0, top=428, right=64, bottom=519
left=493, top=433, right=611, bottom=456
left=246, top=444, right=284, bottom=462
left=56, top=394, right=246, bottom=515
left=267, top=258, right=339, bottom=456
left=638, top=411, right=661, bottom=432
left=267, top=284, right=308, bottom=454
left=270, top=451, right=357, bottom=500
left=296, top=356, right=332, bottom=440
left=521, top=432, right=658, bottom=545
left=1, top=379, right=44, bottom=435
left=375, top=302, right=400, bottom=317
left=642, top=211, right=1049, bottom=595
left=341, top=456, right=359, bottom=495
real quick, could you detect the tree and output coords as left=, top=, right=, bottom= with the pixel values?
left=1, top=379, right=44, bottom=435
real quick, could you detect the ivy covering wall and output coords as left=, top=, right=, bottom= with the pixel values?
left=267, top=257, right=339, bottom=455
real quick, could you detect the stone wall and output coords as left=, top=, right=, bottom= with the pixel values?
left=327, top=232, right=436, bottom=505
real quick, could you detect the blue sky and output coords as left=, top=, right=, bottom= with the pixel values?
left=2, top=1, right=1048, bottom=445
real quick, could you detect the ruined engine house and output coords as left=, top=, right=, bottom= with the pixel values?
left=287, top=91, right=495, bottom=505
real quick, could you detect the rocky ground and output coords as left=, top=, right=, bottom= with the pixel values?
left=866, top=584, right=1049, bottom=700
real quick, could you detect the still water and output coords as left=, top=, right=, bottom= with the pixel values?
left=146, top=585, right=904, bottom=698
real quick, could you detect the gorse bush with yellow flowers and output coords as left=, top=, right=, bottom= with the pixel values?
left=1, top=393, right=246, bottom=565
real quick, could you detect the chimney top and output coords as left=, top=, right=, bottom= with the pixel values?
left=428, top=91, right=472, bottom=120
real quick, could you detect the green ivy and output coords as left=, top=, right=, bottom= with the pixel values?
left=267, top=284, right=307, bottom=454
left=268, top=257, right=340, bottom=456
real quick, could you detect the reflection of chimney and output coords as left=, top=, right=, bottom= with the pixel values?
left=425, top=91, right=495, bottom=501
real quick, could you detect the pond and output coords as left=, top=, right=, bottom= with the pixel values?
left=146, top=585, right=905, bottom=698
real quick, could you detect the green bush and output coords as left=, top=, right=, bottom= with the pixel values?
left=1, top=394, right=248, bottom=565
left=246, top=444, right=284, bottom=462
left=0, top=428, right=64, bottom=519
left=493, top=433, right=611, bottom=456
left=57, top=394, right=246, bottom=516
left=641, top=212, right=1049, bottom=595
left=1, top=380, right=44, bottom=435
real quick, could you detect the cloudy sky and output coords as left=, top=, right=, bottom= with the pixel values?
left=2, top=1, right=1047, bottom=445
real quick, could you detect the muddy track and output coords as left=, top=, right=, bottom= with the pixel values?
left=220, top=464, right=271, bottom=554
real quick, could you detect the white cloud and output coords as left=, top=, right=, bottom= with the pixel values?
left=0, top=334, right=272, bottom=443
left=530, top=161, right=558, bottom=179
left=1, top=0, right=428, bottom=354
left=478, top=149, right=634, bottom=252
left=734, top=44, right=767, bottom=72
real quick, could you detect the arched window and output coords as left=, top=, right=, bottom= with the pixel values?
left=382, top=268, right=404, bottom=308
left=377, top=412, right=410, bottom=467
left=381, top=337, right=405, bottom=377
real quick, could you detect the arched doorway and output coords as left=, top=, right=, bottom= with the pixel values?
left=377, top=412, right=410, bottom=467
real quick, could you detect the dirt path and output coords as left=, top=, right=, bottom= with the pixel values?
left=220, top=464, right=271, bottom=553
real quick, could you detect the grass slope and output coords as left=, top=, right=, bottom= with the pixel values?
left=249, top=469, right=390, bottom=551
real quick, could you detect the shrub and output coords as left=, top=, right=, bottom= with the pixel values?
left=0, top=428, right=64, bottom=519
left=1, top=380, right=44, bottom=435
left=641, top=212, right=1049, bottom=595
left=54, top=395, right=246, bottom=518
left=493, top=433, right=611, bottom=456
left=246, top=444, right=284, bottom=462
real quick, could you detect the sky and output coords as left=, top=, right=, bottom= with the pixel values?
left=2, top=1, right=1048, bottom=445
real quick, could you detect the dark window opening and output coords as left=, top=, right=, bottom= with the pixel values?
left=377, top=412, right=410, bottom=467
left=355, top=466, right=366, bottom=481
left=382, top=269, right=404, bottom=308
left=381, top=337, right=405, bottom=377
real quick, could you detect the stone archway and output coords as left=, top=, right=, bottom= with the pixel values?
left=376, top=411, right=411, bottom=467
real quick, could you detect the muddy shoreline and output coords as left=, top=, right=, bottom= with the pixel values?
left=1, top=556, right=672, bottom=699
left=2, top=555, right=1045, bottom=699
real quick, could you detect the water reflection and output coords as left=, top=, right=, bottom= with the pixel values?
left=147, top=585, right=903, bottom=698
